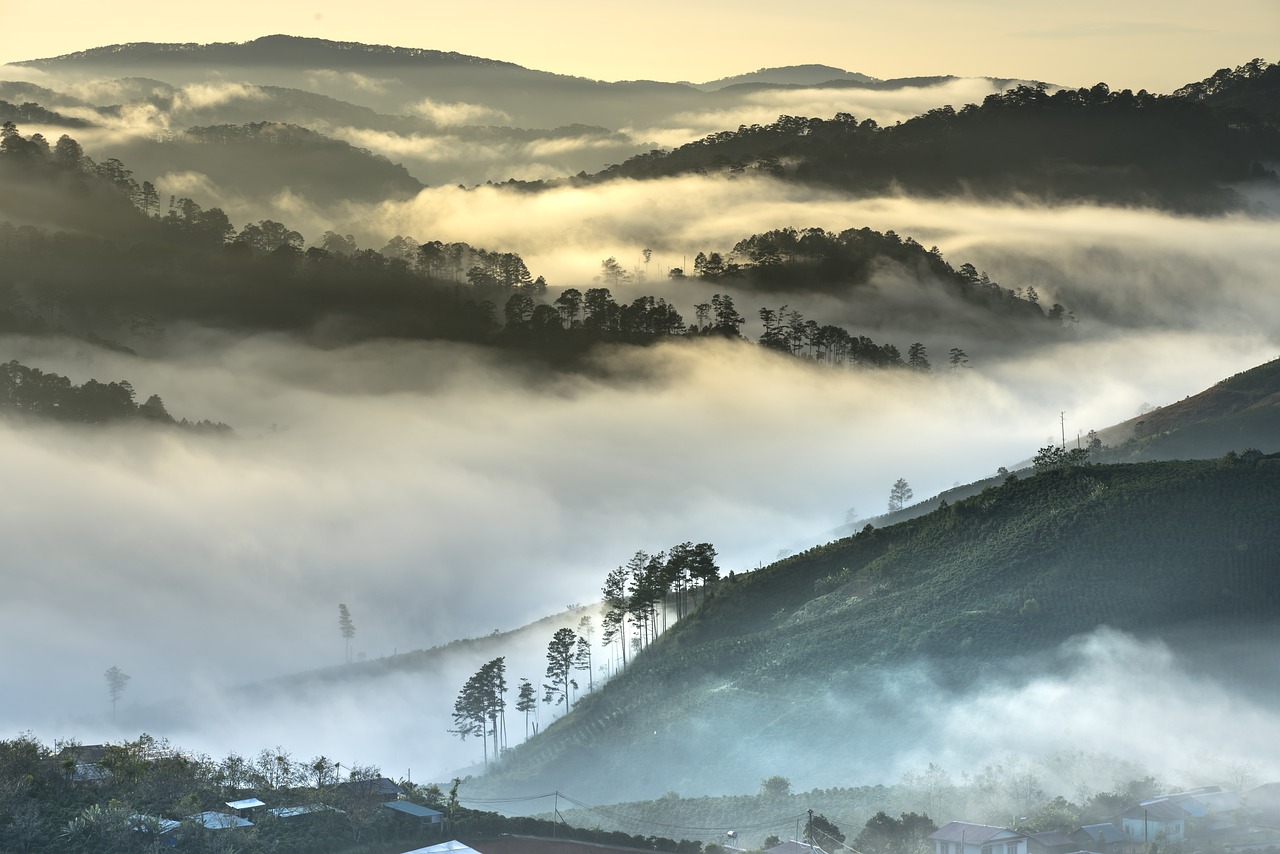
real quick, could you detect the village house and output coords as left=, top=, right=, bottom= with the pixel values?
left=931, top=821, right=1028, bottom=854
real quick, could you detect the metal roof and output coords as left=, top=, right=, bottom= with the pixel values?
left=269, top=804, right=334, bottom=818
left=931, top=822, right=1026, bottom=846
left=400, top=842, right=482, bottom=854
left=226, top=798, right=266, bottom=810
left=384, top=800, right=444, bottom=819
left=188, top=811, right=253, bottom=829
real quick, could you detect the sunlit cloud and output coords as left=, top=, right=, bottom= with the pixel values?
left=407, top=96, right=512, bottom=126
left=304, top=68, right=395, bottom=93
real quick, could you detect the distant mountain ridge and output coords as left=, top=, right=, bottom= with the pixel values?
left=695, top=64, right=879, bottom=89
left=467, top=452, right=1280, bottom=802
left=13, top=34, right=522, bottom=71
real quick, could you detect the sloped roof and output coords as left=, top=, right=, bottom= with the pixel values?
left=226, top=797, right=266, bottom=810
left=401, top=841, right=482, bottom=854
left=338, top=776, right=405, bottom=798
left=1031, top=831, right=1077, bottom=848
left=1076, top=823, right=1126, bottom=844
left=269, top=804, right=335, bottom=818
left=1123, top=801, right=1186, bottom=822
left=932, top=822, right=1025, bottom=845
left=385, top=800, right=444, bottom=819
left=188, top=810, right=253, bottom=829
left=766, top=841, right=829, bottom=854
left=129, top=814, right=180, bottom=834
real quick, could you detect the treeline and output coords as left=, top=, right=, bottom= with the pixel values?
left=0, top=359, right=230, bottom=430
left=1, top=123, right=1051, bottom=367
left=572, top=79, right=1280, bottom=211
left=1173, top=57, right=1280, bottom=126
left=450, top=543, right=721, bottom=769
left=0, top=733, right=710, bottom=853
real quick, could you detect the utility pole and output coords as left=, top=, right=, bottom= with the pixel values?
left=808, top=809, right=814, bottom=849
left=1060, top=411, right=1066, bottom=449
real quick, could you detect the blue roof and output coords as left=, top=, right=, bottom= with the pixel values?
left=384, top=800, right=444, bottom=819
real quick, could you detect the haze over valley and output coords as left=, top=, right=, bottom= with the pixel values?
left=1, top=12, right=1279, bottom=852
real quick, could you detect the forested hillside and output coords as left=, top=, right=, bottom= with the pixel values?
left=471, top=455, right=1280, bottom=801
left=575, top=78, right=1280, bottom=211
left=0, top=122, right=1060, bottom=363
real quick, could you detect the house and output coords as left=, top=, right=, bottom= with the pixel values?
left=268, top=804, right=338, bottom=820
left=931, top=821, right=1028, bottom=854
left=225, top=797, right=266, bottom=819
left=400, top=842, right=483, bottom=854
left=1245, top=782, right=1280, bottom=823
left=1072, top=821, right=1129, bottom=854
left=765, top=841, right=830, bottom=854
left=55, top=744, right=110, bottom=783
left=129, top=814, right=180, bottom=848
left=385, top=799, right=445, bottom=828
left=1028, top=830, right=1078, bottom=854
left=337, top=776, right=406, bottom=801
left=1121, top=799, right=1187, bottom=843
left=187, top=810, right=254, bottom=830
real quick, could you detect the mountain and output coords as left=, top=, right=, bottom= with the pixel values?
left=464, top=454, right=1280, bottom=802
left=4, top=36, right=1026, bottom=137
left=111, top=121, right=425, bottom=207
left=1173, top=57, right=1280, bottom=125
left=1097, top=357, right=1280, bottom=461
left=695, top=64, right=879, bottom=90
left=586, top=82, right=1280, bottom=212
left=12, top=34, right=523, bottom=72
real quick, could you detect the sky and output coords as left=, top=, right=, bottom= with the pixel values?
left=1, top=0, right=1277, bottom=92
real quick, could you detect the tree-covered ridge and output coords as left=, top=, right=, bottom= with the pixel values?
left=0, top=123, right=1048, bottom=368
left=475, top=454, right=1280, bottom=800
left=0, top=359, right=229, bottom=430
left=580, top=82, right=1279, bottom=211
left=14, top=34, right=526, bottom=71
left=0, top=732, right=716, bottom=854
left=1173, top=58, right=1280, bottom=125
left=0, top=99, right=91, bottom=128
left=713, top=225, right=1064, bottom=319
left=1094, top=357, right=1280, bottom=462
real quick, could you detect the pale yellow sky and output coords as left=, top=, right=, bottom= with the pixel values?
left=0, top=0, right=1276, bottom=92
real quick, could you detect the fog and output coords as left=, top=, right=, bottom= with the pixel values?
left=5, top=91, right=1280, bottom=791
left=621, top=78, right=1024, bottom=149
left=5, top=72, right=1045, bottom=190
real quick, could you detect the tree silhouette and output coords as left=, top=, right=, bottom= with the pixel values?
left=888, top=478, right=914, bottom=512
left=338, top=604, right=355, bottom=663
left=543, top=627, right=578, bottom=713
left=104, top=666, right=129, bottom=722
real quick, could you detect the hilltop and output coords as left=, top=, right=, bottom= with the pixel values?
left=466, top=455, right=1280, bottom=802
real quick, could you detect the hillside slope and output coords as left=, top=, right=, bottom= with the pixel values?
left=469, top=456, right=1280, bottom=802
left=1098, top=357, right=1280, bottom=460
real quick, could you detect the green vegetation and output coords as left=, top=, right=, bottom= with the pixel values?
left=577, top=79, right=1280, bottom=212
left=1093, top=358, right=1280, bottom=463
left=0, top=733, right=714, bottom=853
left=473, top=454, right=1280, bottom=800
left=1, top=123, right=1052, bottom=368
left=0, top=359, right=230, bottom=430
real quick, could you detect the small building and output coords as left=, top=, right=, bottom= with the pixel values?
left=268, top=804, right=338, bottom=820
left=226, top=797, right=266, bottom=819
left=187, top=810, right=254, bottom=830
left=931, top=821, right=1028, bottom=854
left=1028, top=830, right=1078, bottom=854
left=1121, top=800, right=1186, bottom=843
left=385, top=800, right=445, bottom=827
left=1072, top=821, right=1128, bottom=854
left=401, top=842, right=483, bottom=854
left=337, top=776, right=406, bottom=801
left=765, top=841, right=830, bottom=854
